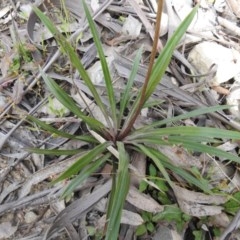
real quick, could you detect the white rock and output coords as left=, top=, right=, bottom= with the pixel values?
left=91, top=0, right=100, bottom=12
left=24, top=211, right=38, bottom=224
left=159, top=12, right=168, bottom=37
left=0, top=94, right=7, bottom=109
left=0, top=6, right=12, bottom=18
left=87, top=56, right=114, bottom=84
left=141, top=108, right=148, bottom=117
left=226, top=86, right=240, bottom=119
left=121, top=210, right=144, bottom=226
left=214, top=0, right=226, bottom=13
left=41, top=97, right=70, bottom=117
left=20, top=4, right=32, bottom=18
left=188, top=42, right=240, bottom=85
left=122, top=15, right=142, bottom=38
left=234, top=72, right=240, bottom=83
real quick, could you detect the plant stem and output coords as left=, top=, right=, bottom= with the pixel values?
left=118, top=0, right=164, bottom=140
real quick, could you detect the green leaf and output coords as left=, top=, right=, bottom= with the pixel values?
left=152, top=205, right=182, bottom=222
left=170, top=139, right=240, bottom=164
left=139, top=126, right=240, bottom=140
left=120, top=89, right=142, bottom=132
left=146, top=222, right=155, bottom=232
left=193, top=230, right=203, bottom=240
left=142, top=211, right=151, bottom=222
left=27, top=115, right=96, bottom=143
left=149, top=164, right=157, bottom=177
left=86, top=226, right=96, bottom=236
left=40, top=70, right=105, bottom=131
left=82, top=0, right=117, bottom=129
left=139, top=180, right=148, bottom=192
left=26, top=148, right=83, bottom=156
left=126, top=126, right=240, bottom=142
left=128, top=126, right=240, bottom=165
left=143, top=99, right=165, bottom=109
left=135, top=224, right=147, bottom=236
left=136, top=144, right=173, bottom=188
left=158, top=191, right=171, bottom=204
left=119, top=46, right=143, bottom=127
left=129, top=134, right=220, bottom=145
left=135, top=145, right=210, bottom=192
left=152, top=205, right=191, bottom=231
left=157, top=151, right=210, bottom=192
left=155, top=179, right=169, bottom=192
left=156, top=105, right=230, bottom=128
left=33, top=6, right=112, bottom=128
left=133, top=105, right=232, bottom=133
left=62, top=153, right=111, bottom=197
left=224, top=192, right=240, bottom=214
left=213, top=228, right=221, bottom=237
left=51, top=142, right=110, bottom=184
left=120, top=6, right=199, bottom=134
left=105, top=142, right=130, bottom=240
left=145, top=5, right=199, bottom=100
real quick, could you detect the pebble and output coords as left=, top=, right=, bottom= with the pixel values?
left=24, top=211, right=38, bottom=224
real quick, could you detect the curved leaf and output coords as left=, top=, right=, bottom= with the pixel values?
left=105, top=142, right=130, bottom=240
left=62, top=153, right=111, bottom=197
left=33, top=6, right=112, bottom=128
left=119, top=46, right=143, bottom=127
left=145, top=5, right=199, bottom=100
left=51, top=142, right=110, bottom=184
left=133, top=136, right=240, bottom=164
left=133, top=105, right=232, bottom=133
left=128, top=126, right=240, bottom=141
left=134, top=145, right=210, bottom=192
left=82, top=0, right=117, bottom=129
left=41, top=70, right=105, bottom=131
left=136, top=144, right=173, bottom=187
left=27, top=115, right=96, bottom=143
left=26, top=148, right=83, bottom=156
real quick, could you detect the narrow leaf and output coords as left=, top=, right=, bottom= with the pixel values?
left=136, top=144, right=173, bottom=188
left=82, top=0, right=117, bottom=129
left=26, top=148, right=83, bottom=156
left=27, top=115, right=96, bottom=143
left=51, top=142, right=110, bottom=184
left=145, top=5, right=199, bottom=100
left=105, top=142, right=130, bottom=240
left=174, top=140, right=240, bottom=164
left=133, top=105, right=232, bottom=133
left=33, top=6, right=112, bottom=128
left=134, top=136, right=240, bottom=165
left=41, top=70, right=105, bottom=131
left=134, top=145, right=210, bottom=192
left=119, top=5, right=199, bottom=136
left=128, top=126, right=240, bottom=141
left=119, top=46, right=143, bottom=127
left=62, top=153, right=111, bottom=197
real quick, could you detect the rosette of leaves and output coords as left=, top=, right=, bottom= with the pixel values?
left=27, top=1, right=240, bottom=239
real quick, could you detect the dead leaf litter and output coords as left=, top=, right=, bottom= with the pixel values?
left=1, top=0, right=240, bottom=239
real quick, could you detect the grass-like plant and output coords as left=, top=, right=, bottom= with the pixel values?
left=28, top=1, right=240, bottom=239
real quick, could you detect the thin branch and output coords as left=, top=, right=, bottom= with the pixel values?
left=118, top=0, right=164, bottom=140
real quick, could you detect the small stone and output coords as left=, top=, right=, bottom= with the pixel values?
left=226, top=86, right=240, bottom=119
left=0, top=94, right=7, bottom=109
left=122, top=15, right=142, bottom=38
left=188, top=42, right=240, bottom=85
left=19, top=4, right=32, bottom=18
left=24, top=211, right=38, bottom=224
left=41, top=97, right=70, bottom=117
